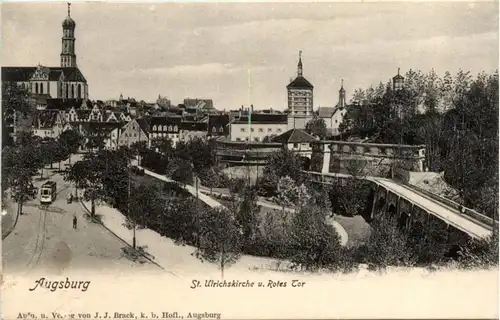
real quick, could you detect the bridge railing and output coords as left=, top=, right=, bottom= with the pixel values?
left=305, top=170, right=498, bottom=232
left=400, top=182, right=498, bottom=230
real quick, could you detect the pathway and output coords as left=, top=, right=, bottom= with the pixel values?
left=198, top=187, right=349, bottom=246
left=2, top=170, right=159, bottom=277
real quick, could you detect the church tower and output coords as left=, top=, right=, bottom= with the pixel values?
left=61, top=3, right=77, bottom=67
left=338, top=79, right=346, bottom=108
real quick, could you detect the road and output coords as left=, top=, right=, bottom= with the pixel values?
left=372, top=178, right=492, bottom=239
left=2, top=158, right=159, bottom=276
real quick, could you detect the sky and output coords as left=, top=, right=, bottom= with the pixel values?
left=2, top=1, right=498, bottom=110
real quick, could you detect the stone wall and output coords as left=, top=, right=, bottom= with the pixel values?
left=312, top=141, right=426, bottom=177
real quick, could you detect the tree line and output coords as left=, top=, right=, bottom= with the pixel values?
left=338, top=69, right=499, bottom=218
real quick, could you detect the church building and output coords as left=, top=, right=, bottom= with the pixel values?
left=286, top=51, right=314, bottom=130
left=2, top=3, right=88, bottom=100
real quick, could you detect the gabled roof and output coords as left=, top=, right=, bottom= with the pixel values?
left=81, top=122, right=121, bottom=135
left=272, top=128, right=317, bottom=144
left=33, top=110, right=59, bottom=129
left=136, top=118, right=150, bottom=135
left=181, top=121, right=207, bottom=131
left=147, top=116, right=182, bottom=127
left=183, top=98, right=214, bottom=109
left=1, top=67, right=36, bottom=82
left=318, top=107, right=336, bottom=118
left=208, top=114, right=229, bottom=127
left=76, top=109, right=91, bottom=118
left=286, top=76, right=314, bottom=89
left=46, top=98, right=89, bottom=110
left=2, top=66, right=87, bottom=83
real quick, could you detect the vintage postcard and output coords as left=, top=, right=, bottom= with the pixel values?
left=1, top=1, right=498, bottom=319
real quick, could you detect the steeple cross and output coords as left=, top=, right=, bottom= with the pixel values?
left=67, top=2, right=71, bottom=16
left=299, top=50, right=302, bottom=59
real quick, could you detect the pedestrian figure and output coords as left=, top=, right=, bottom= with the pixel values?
left=73, top=215, right=77, bottom=229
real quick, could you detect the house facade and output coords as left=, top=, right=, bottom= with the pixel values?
left=230, top=113, right=288, bottom=142
left=117, top=118, right=149, bottom=148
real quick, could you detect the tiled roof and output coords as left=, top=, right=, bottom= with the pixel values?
left=286, top=76, right=313, bottom=89
left=46, top=98, right=89, bottom=110
left=76, top=109, right=91, bottom=119
left=49, top=70, right=63, bottom=81
left=318, top=107, right=336, bottom=118
left=81, top=122, right=120, bottom=135
left=147, top=116, right=182, bottom=127
left=33, top=110, right=59, bottom=129
left=181, top=121, right=207, bottom=131
left=2, top=66, right=87, bottom=83
left=183, top=99, right=214, bottom=109
left=272, top=129, right=317, bottom=143
left=1, top=67, right=36, bottom=82
left=136, top=118, right=150, bottom=135
left=233, top=113, right=287, bottom=124
left=208, top=114, right=229, bottom=127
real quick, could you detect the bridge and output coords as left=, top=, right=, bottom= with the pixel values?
left=305, top=140, right=496, bottom=241
left=306, top=171, right=496, bottom=240
left=213, top=139, right=496, bottom=240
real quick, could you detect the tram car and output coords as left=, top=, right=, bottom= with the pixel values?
left=40, top=181, right=57, bottom=204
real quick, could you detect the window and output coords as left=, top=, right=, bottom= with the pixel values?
left=35, top=83, right=39, bottom=94
left=212, top=126, right=216, bottom=133
left=134, top=133, right=137, bottom=137
left=40, top=83, right=44, bottom=93
left=268, top=128, right=272, bottom=132
left=259, top=128, right=263, bottom=132
left=78, top=84, right=82, bottom=98
left=254, top=137, right=259, bottom=142
left=251, top=128, right=254, bottom=132
left=335, top=119, right=338, bottom=123
left=245, top=137, right=249, bottom=141
left=163, top=125, right=168, bottom=131
left=240, top=128, right=245, bottom=132
left=293, top=143, right=298, bottom=148
left=168, top=125, right=173, bottom=131
left=174, top=125, right=178, bottom=132
left=71, top=85, right=75, bottom=98
left=219, top=127, right=223, bottom=133
left=277, top=129, right=282, bottom=133
left=236, top=138, right=241, bottom=141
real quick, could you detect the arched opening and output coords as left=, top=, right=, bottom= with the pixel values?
left=388, top=204, right=397, bottom=217
left=40, top=83, right=44, bottom=94
left=78, top=84, right=82, bottom=98
left=398, top=211, right=409, bottom=231
left=35, top=83, right=39, bottom=94
left=71, top=85, right=75, bottom=98
left=376, top=197, right=386, bottom=217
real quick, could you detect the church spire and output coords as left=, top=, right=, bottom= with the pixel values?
left=297, top=50, right=303, bottom=77
left=339, top=79, right=346, bottom=108
left=61, top=2, right=77, bottom=67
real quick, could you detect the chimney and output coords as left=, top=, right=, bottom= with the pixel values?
left=251, top=104, right=254, bottom=113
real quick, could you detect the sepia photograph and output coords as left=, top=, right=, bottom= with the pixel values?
left=1, top=1, right=498, bottom=319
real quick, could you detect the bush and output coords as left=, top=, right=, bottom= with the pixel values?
left=329, top=178, right=373, bottom=216
left=458, top=233, right=499, bottom=269
left=353, top=215, right=415, bottom=269
left=228, top=177, right=247, bottom=194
